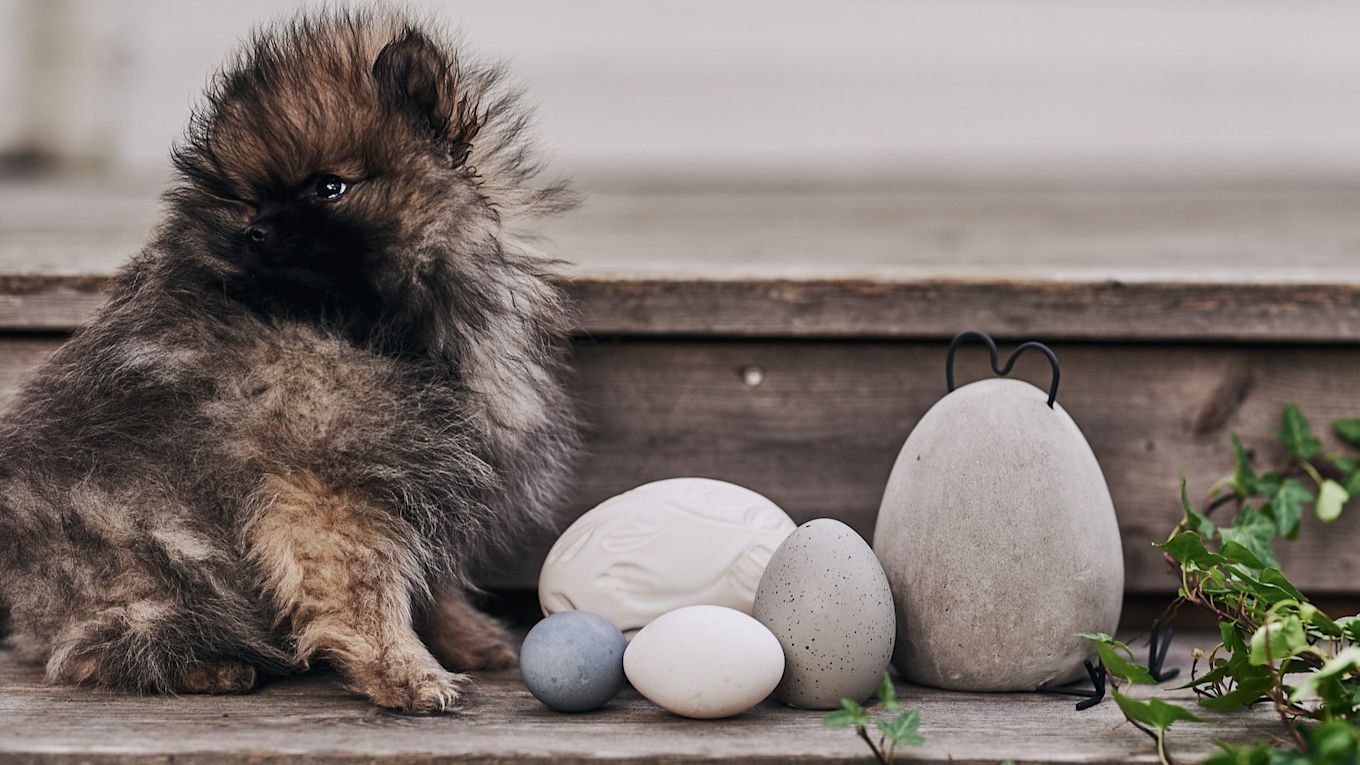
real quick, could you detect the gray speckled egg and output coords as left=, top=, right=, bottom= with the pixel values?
left=520, top=611, right=627, bottom=712
left=753, top=518, right=895, bottom=709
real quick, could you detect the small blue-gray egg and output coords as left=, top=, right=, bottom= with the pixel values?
left=520, top=610, right=627, bottom=712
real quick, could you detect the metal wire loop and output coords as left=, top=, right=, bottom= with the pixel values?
left=945, top=330, right=1061, bottom=408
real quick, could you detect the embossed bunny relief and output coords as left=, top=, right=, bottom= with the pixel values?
left=538, top=478, right=796, bottom=637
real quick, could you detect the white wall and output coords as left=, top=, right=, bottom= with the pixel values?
left=2, top=0, right=1360, bottom=187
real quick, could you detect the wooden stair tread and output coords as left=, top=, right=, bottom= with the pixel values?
left=3, top=179, right=1360, bottom=340
left=0, top=630, right=1281, bottom=764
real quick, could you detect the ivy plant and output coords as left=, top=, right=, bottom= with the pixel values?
left=824, top=673, right=924, bottom=764
left=1087, top=404, right=1360, bottom=765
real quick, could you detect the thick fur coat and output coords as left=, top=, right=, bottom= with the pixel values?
left=0, top=9, right=577, bottom=711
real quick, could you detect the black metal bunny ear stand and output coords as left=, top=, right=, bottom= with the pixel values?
left=1038, top=625, right=1181, bottom=711
left=946, top=331, right=1179, bottom=710
left=945, top=330, right=1060, bottom=408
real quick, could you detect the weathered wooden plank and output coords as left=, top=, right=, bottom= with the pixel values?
left=0, top=631, right=1285, bottom=764
left=4, top=337, right=1358, bottom=595
left=0, top=277, right=108, bottom=331
left=568, top=278, right=1360, bottom=342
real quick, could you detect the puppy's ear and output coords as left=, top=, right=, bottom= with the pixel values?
left=373, top=30, right=454, bottom=132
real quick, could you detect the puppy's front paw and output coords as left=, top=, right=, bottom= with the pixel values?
left=361, top=662, right=468, bottom=714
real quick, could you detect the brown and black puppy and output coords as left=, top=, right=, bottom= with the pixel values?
left=0, top=9, right=577, bottom=712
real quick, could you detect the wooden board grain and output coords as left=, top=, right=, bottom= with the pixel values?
left=6, top=276, right=1360, bottom=343
left=567, top=278, right=1360, bottom=342
left=0, top=631, right=1284, bottom=764
left=4, top=337, right=1358, bottom=595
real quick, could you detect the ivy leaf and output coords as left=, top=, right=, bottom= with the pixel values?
left=874, top=709, right=925, bottom=748
left=1227, top=565, right=1302, bottom=605
left=1179, top=474, right=1215, bottom=538
left=1112, top=688, right=1203, bottom=731
left=1230, top=435, right=1257, bottom=497
left=1220, top=620, right=1250, bottom=660
left=1316, top=479, right=1348, bottom=522
left=1288, top=647, right=1360, bottom=704
left=1220, top=540, right=1269, bottom=571
left=1160, top=531, right=1226, bottom=568
left=1303, top=721, right=1360, bottom=764
left=1196, top=665, right=1274, bottom=711
left=1264, top=479, right=1312, bottom=539
left=1260, top=568, right=1305, bottom=603
left=1249, top=616, right=1308, bottom=666
left=823, top=698, right=869, bottom=728
left=1336, top=616, right=1360, bottom=643
left=1277, top=404, right=1322, bottom=461
left=1253, top=471, right=1283, bottom=498
left=1298, top=602, right=1340, bottom=636
left=1218, top=508, right=1279, bottom=569
left=1333, top=418, right=1360, bottom=449
left=1079, top=633, right=1157, bottom=684
left=876, top=672, right=899, bottom=711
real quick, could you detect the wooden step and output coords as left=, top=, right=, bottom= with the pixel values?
left=2, top=180, right=1359, bottom=597
left=0, top=630, right=1283, bottom=765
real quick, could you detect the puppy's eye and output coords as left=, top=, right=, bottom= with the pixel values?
left=312, top=175, right=349, bottom=200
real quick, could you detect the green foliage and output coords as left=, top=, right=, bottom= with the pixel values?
left=1111, top=688, right=1204, bottom=730
left=1203, top=721, right=1360, bottom=765
left=1078, top=632, right=1158, bottom=684
left=1093, top=404, right=1360, bottom=765
left=1277, top=404, right=1322, bottom=461
left=823, top=697, right=870, bottom=730
left=1332, top=419, right=1360, bottom=449
left=824, top=673, right=924, bottom=764
left=1315, top=480, right=1348, bottom=523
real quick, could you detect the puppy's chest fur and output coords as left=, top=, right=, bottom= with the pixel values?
left=205, top=313, right=563, bottom=539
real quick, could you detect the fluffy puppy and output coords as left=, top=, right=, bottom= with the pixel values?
left=0, top=9, right=577, bottom=712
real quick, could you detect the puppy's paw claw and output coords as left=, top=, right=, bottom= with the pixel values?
left=365, top=667, right=468, bottom=714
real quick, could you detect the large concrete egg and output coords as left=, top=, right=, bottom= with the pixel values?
left=873, top=378, right=1123, bottom=691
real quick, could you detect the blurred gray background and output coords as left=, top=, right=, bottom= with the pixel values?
left=3, top=0, right=1360, bottom=288
left=3, top=0, right=1360, bottom=190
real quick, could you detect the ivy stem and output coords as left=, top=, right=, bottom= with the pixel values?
left=1197, top=487, right=1240, bottom=519
left=1300, top=460, right=1324, bottom=488
left=1127, top=718, right=1174, bottom=765
left=856, top=726, right=888, bottom=765
left=1156, top=727, right=1174, bottom=765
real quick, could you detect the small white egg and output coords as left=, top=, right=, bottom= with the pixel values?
left=623, top=605, right=785, bottom=719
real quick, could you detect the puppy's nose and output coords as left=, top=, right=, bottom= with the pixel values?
left=244, top=221, right=273, bottom=248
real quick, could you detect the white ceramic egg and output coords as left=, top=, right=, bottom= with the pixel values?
left=753, top=519, right=895, bottom=709
left=623, top=605, right=785, bottom=719
left=539, top=477, right=796, bottom=636
left=873, top=378, right=1124, bottom=691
